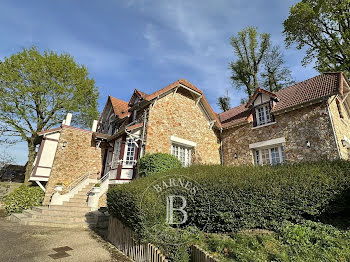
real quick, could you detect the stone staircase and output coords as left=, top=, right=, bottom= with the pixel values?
left=8, top=182, right=109, bottom=229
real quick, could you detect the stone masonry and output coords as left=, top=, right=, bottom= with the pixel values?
left=328, top=95, right=350, bottom=159
left=43, top=126, right=104, bottom=205
left=145, top=89, right=221, bottom=164
left=221, top=102, right=339, bottom=166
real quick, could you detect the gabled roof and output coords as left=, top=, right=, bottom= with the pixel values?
left=219, top=72, right=346, bottom=129
left=129, top=89, right=149, bottom=105
left=109, top=96, right=129, bottom=119
left=245, top=88, right=278, bottom=108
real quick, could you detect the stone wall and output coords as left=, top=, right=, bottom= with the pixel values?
left=328, top=95, right=350, bottom=159
left=222, top=102, right=339, bottom=166
left=43, top=126, right=104, bottom=205
left=145, top=89, right=221, bottom=164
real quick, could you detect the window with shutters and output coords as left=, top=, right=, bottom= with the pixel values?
left=123, top=138, right=136, bottom=167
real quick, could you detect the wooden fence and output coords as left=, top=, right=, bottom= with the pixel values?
left=108, top=216, right=218, bottom=262
left=191, top=245, right=218, bottom=262
left=108, top=216, right=169, bottom=262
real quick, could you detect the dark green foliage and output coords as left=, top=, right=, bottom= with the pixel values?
left=109, top=160, right=350, bottom=233
left=138, top=153, right=182, bottom=177
left=107, top=160, right=350, bottom=261
left=4, top=185, right=44, bottom=214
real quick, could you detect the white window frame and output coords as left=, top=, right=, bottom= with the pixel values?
left=111, top=139, right=122, bottom=169
left=123, top=138, right=137, bottom=168
left=254, top=145, right=286, bottom=166
left=256, top=104, right=271, bottom=126
left=170, top=136, right=196, bottom=167
left=171, top=144, right=192, bottom=167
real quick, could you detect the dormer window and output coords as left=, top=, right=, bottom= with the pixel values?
left=256, top=104, right=271, bottom=126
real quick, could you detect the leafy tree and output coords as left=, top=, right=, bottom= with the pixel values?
left=230, top=27, right=270, bottom=98
left=283, top=0, right=350, bottom=75
left=261, top=45, right=295, bottom=92
left=217, top=96, right=231, bottom=112
left=0, top=46, right=99, bottom=182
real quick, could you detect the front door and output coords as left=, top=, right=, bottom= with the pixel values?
left=103, top=148, right=113, bottom=176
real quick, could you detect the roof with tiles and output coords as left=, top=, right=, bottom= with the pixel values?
left=219, top=72, right=345, bottom=129
left=109, top=96, right=129, bottom=118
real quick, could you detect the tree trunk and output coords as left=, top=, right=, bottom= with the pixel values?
left=24, top=140, right=37, bottom=184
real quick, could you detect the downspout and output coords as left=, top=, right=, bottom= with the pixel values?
left=220, top=128, right=223, bottom=165
left=139, top=106, right=149, bottom=158
left=327, top=98, right=341, bottom=159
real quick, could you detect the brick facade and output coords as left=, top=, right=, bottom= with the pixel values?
left=145, top=89, right=221, bottom=164
left=43, top=126, right=104, bottom=205
left=221, top=102, right=339, bottom=166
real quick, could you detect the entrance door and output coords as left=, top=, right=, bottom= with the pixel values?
left=103, top=148, right=113, bottom=176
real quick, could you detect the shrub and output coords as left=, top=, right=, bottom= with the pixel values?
left=138, top=153, right=182, bottom=177
left=108, top=160, right=350, bottom=233
left=198, top=221, right=350, bottom=262
left=4, top=185, right=44, bottom=214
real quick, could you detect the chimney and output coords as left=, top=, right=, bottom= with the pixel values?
left=91, top=120, right=98, bottom=132
left=65, top=113, right=72, bottom=126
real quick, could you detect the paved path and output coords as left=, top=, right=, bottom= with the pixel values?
left=0, top=217, right=131, bottom=262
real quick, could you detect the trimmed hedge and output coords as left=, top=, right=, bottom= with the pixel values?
left=138, top=153, right=182, bottom=177
left=4, top=185, right=44, bottom=214
left=108, top=160, right=350, bottom=234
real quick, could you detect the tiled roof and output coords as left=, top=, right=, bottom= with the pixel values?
left=109, top=96, right=129, bottom=118
left=145, top=79, right=203, bottom=101
left=135, top=89, right=149, bottom=99
left=271, top=72, right=341, bottom=113
left=219, top=72, right=344, bottom=129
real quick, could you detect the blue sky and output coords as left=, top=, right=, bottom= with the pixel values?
left=1, top=0, right=317, bottom=164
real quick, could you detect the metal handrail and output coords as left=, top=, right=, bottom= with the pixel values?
left=66, top=172, right=91, bottom=192
left=100, top=171, right=110, bottom=184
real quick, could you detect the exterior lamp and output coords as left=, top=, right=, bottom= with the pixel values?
left=234, top=153, right=238, bottom=159
left=62, top=141, right=67, bottom=148
left=306, top=141, right=311, bottom=148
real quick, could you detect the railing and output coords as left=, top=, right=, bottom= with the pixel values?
left=66, top=171, right=98, bottom=192
left=191, top=245, right=218, bottom=262
left=99, top=171, right=110, bottom=184
left=108, top=216, right=169, bottom=262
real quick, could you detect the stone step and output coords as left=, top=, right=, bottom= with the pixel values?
left=49, top=205, right=91, bottom=212
left=20, top=218, right=92, bottom=228
left=33, top=206, right=91, bottom=215
left=65, top=198, right=87, bottom=204
left=62, top=202, right=88, bottom=207
left=22, top=210, right=95, bottom=222
left=32, top=208, right=91, bottom=217
left=70, top=195, right=87, bottom=200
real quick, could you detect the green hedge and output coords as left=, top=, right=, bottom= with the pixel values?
left=138, top=153, right=182, bottom=177
left=108, top=160, right=350, bottom=234
left=4, top=185, right=44, bottom=214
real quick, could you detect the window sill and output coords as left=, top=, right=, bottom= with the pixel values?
left=252, top=122, right=277, bottom=130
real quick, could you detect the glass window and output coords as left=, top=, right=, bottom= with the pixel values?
left=171, top=144, right=192, bottom=167
left=254, top=146, right=286, bottom=166
left=125, top=139, right=136, bottom=166
left=256, top=105, right=272, bottom=126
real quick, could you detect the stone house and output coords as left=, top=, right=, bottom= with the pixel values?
left=219, top=72, right=350, bottom=166
left=28, top=73, right=350, bottom=209
left=29, top=79, right=221, bottom=207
